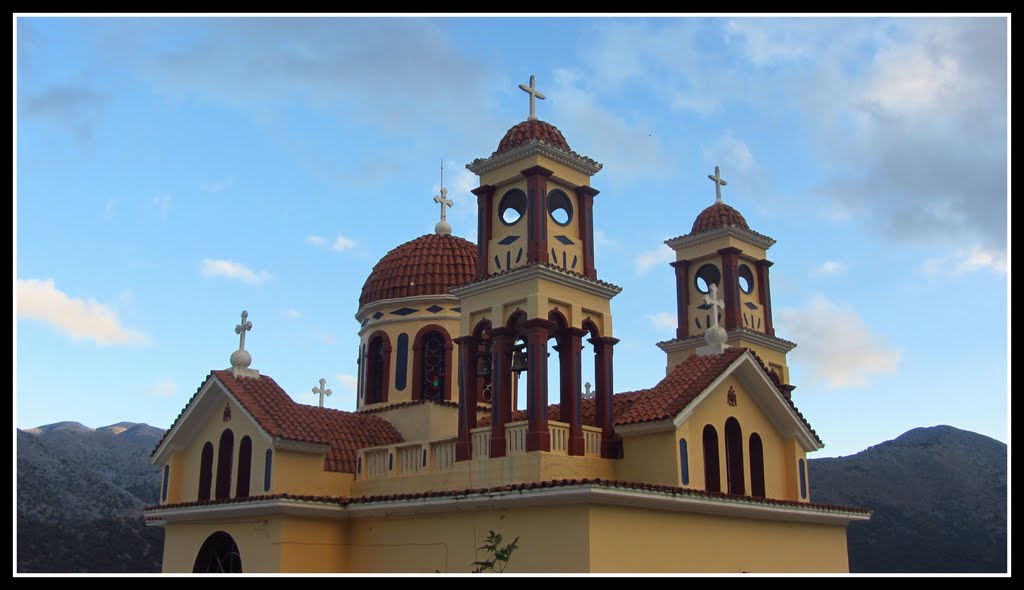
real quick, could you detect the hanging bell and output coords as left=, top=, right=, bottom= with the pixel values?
left=477, top=353, right=492, bottom=378
left=510, top=348, right=529, bottom=373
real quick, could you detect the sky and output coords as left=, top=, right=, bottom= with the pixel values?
left=14, top=14, right=1009, bottom=459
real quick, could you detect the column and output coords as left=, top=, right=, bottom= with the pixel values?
left=454, top=335, right=479, bottom=461
left=521, top=166, right=553, bottom=265
left=472, top=185, right=495, bottom=279
left=488, top=327, right=513, bottom=458
left=558, top=327, right=587, bottom=456
left=574, top=186, right=599, bottom=279
left=755, top=259, right=775, bottom=337
left=523, top=318, right=553, bottom=452
left=718, top=247, right=743, bottom=331
left=591, top=335, right=621, bottom=459
left=671, top=259, right=690, bottom=340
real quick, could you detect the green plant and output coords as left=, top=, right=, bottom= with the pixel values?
left=471, top=530, right=519, bottom=573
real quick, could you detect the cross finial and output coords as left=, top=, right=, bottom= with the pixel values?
left=708, top=165, right=728, bottom=204
left=235, top=310, right=252, bottom=351
left=703, top=283, right=725, bottom=330
left=434, top=159, right=454, bottom=236
left=584, top=382, right=593, bottom=400
left=312, top=378, right=332, bottom=408
left=519, top=74, right=546, bottom=121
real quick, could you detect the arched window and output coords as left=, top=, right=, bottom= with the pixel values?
left=198, top=442, right=214, bottom=501
left=702, top=425, right=721, bottom=493
left=799, top=458, right=808, bottom=499
left=749, top=433, right=766, bottom=498
left=161, top=464, right=170, bottom=502
left=412, top=326, right=453, bottom=402
left=193, top=531, right=242, bottom=573
left=364, top=332, right=391, bottom=405
left=236, top=436, right=252, bottom=498
left=264, top=449, right=273, bottom=492
left=679, top=438, right=690, bottom=486
left=215, top=429, right=234, bottom=500
left=725, top=417, right=745, bottom=495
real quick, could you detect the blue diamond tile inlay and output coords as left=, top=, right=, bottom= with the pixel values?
left=426, top=305, right=444, bottom=313
left=451, top=307, right=462, bottom=312
left=697, top=302, right=712, bottom=310
left=372, top=312, right=384, bottom=320
left=498, top=235, right=520, bottom=245
left=744, top=302, right=758, bottom=310
left=390, top=307, right=419, bottom=316
left=554, top=235, right=575, bottom=245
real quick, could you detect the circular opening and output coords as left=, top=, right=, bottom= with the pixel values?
left=499, top=189, right=527, bottom=225
left=738, top=264, right=754, bottom=294
left=694, top=263, right=721, bottom=294
left=547, top=190, right=573, bottom=226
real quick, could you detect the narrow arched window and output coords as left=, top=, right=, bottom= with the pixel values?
left=215, top=429, right=234, bottom=500
left=702, top=425, right=721, bottom=493
left=725, top=417, right=745, bottom=495
left=263, top=449, right=273, bottom=492
left=799, top=458, right=808, bottom=499
left=749, top=433, right=766, bottom=498
left=421, top=332, right=446, bottom=401
left=161, top=464, right=170, bottom=502
left=236, top=436, right=252, bottom=498
left=365, top=334, right=390, bottom=405
left=679, top=438, right=690, bottom=486
left=198, top=442, right=214, bottom=501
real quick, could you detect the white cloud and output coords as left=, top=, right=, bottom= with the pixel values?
left=283, top=308, right=302, bottom=319
left=921, top=245, right=1007, bottom=276
left=152, top=194, right=171, bottom=220
left=634, top=242, right=674, bottom=275
left=199, top=259, right=272, bottom=285
left=16, top=278, right=150, bottom=346
left=336, top=373, right=358, bottom=392
left=305, top=235, right=326, bottom=247
left=200, top=177, right=235, bottom=193
left=331, top=235, right=355, bottom=252
left=646, top=312, right=677, bottom=331
left=148, top=378, right=177, bottom=397
left=777, top=295, right=901, bottom=389
left=812, top=261, right=845, bottom=276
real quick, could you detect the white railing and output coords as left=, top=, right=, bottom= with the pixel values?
left=364, top=449, right=389, bottom=479
left=431, top=439, right=457, bottom=471
left=505, top=421, right=528, bottom=455
left=471, top=427, right=490, bottom=460
left=549, top=421, right=569, bottom=455
left=583, top=426, right=602, bottom=457
left=397, top=444, right=424, bottom=475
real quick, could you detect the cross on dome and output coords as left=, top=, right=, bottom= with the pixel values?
left=312, top=378, right=333, bottom=408
left=708, top=165, right=728, bottom=204
left=519, top=74, right=546, bottom=122
left=434, top=159, right=454, bottom=236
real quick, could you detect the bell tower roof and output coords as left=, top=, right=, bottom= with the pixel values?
left=496, top=119, right=572, bottom=155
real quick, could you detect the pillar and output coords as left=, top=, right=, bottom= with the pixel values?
left=671, top=259, right=690, bottom=340
left=454, top=335, right=479, bottom=461
left=574, top=186, right=599, bottom=279
left=523, top=318, right=553, bottom=452
left=472, top=185, right=495, bottom=279
left=592, top=335, right=620, bottom=459
left=755, top=259, right=775, bottom=337
left=522, top=166, right=553, bottom=265
left=488, top=327, right=513, bottom=458
left=718, top=247, right=743, bottom=331
left=559, top=327, right=588, bottom=456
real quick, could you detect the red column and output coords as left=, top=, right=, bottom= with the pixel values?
left=523, top=318, right=553, bottom=452
left=521, top=166, right=553, bottom=265
left=472, top=185, right=495, bottom=279
left=591, top=335, right=620, bottom=459
left=574, top=186, right=599, bottom=279
left=559, top=327, right=587, bottom=456
left=488, top=327, right=513, bottom=458
left=718, top=247, right=743, bottom=331
left=454, top=335, right=479, bottom=461
left=671, top=259, right=690, bottom=340
left=755, top=259, right=775, bottom=337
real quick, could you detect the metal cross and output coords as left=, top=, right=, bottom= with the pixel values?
left=312, top=378, right=332, bottom=408
left=519, top=74, right=546, bottom=121
left=434, top=187, right=453, bottom=222
left=235, top=310, right=252, bottom=351
left=708, top=165, right=728, bottom=203
left=704, top=283, right=725, bottom=329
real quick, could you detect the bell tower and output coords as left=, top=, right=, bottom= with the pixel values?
left=452, top=75, right=622, bottom=462
left=658, top=166, right=797, bottom=392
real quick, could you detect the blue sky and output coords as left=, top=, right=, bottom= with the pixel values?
left=14, top=15, right=1008, bottom=458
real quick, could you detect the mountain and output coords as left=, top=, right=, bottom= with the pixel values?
left=16, top=422, right=167, bottom=573
left=809, top=425, right=1007, bottom=573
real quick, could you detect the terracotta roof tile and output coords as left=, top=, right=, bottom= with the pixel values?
left=359, top=233, right=478, bottom=307
left=496, top=119, right=571, bottom=154
left=691, top=201, right=750, bottom=233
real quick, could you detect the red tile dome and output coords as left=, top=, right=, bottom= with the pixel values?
left=359, top=234, right=478, bottom=307
left=691, top=202, right=750, bottom=234
left=496, top=119, right=571, bottom=154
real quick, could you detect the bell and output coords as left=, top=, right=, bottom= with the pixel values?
left=511, top=349, right=529, bottom=373
left=477, top=353, right=492, bottom=378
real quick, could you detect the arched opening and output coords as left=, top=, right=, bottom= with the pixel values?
left=679, top=438, right=690, bottom=486
left=749, top=433, right=766, bottom=498
left=725, top=417, right=745, bottom=495
left=193, top=531, right=242, bottom=573
left=412, top=325, right=453, bottom=402
left=473, top=320, right=493, bottom=405
left=263, top=449, right=273, bottom=492
left=161, top=464, right=170, bottom=502
left=364, top=331, right=391, bottom=405
left=198, top=442, right=214, bottom=501
left=236, top=436, right=252, bottom=498
left=702, top=425, right=721, bottom=493
left=215, top=429, right=234, bottom=500
left=799, top=458, right=808, bottom=499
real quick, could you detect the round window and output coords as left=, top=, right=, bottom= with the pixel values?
left=547, top=190, right=573, bottom=226
left=738, top=264, right=755, bottom=294
left=498, top=189, right=527, bottom=225
left=694, top=263, right=721, bottom=294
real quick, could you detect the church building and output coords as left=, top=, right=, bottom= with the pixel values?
left=144, top=76, right=870, bottom=574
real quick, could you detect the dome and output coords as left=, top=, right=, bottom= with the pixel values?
left=359, top=233, right=478, bottom=308
left=496, top=119, right=571, bottom=155
left=691, top=202, right=750, bottom=234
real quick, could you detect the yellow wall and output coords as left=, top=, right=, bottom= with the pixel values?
left=273, top=449, right=354, bottom=498
left=673, top=236, right=768, bottom=264
left=614, top=430, right=680, bottom=487
left=161, top=517, right=283, bottom=573
left=479, top=153, right=592, bottom=191
left=588, top=505, right=850, bottom=573
left=278, top=516, right=350, bottom=573
left=373, top=402, right=459, bottom=442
